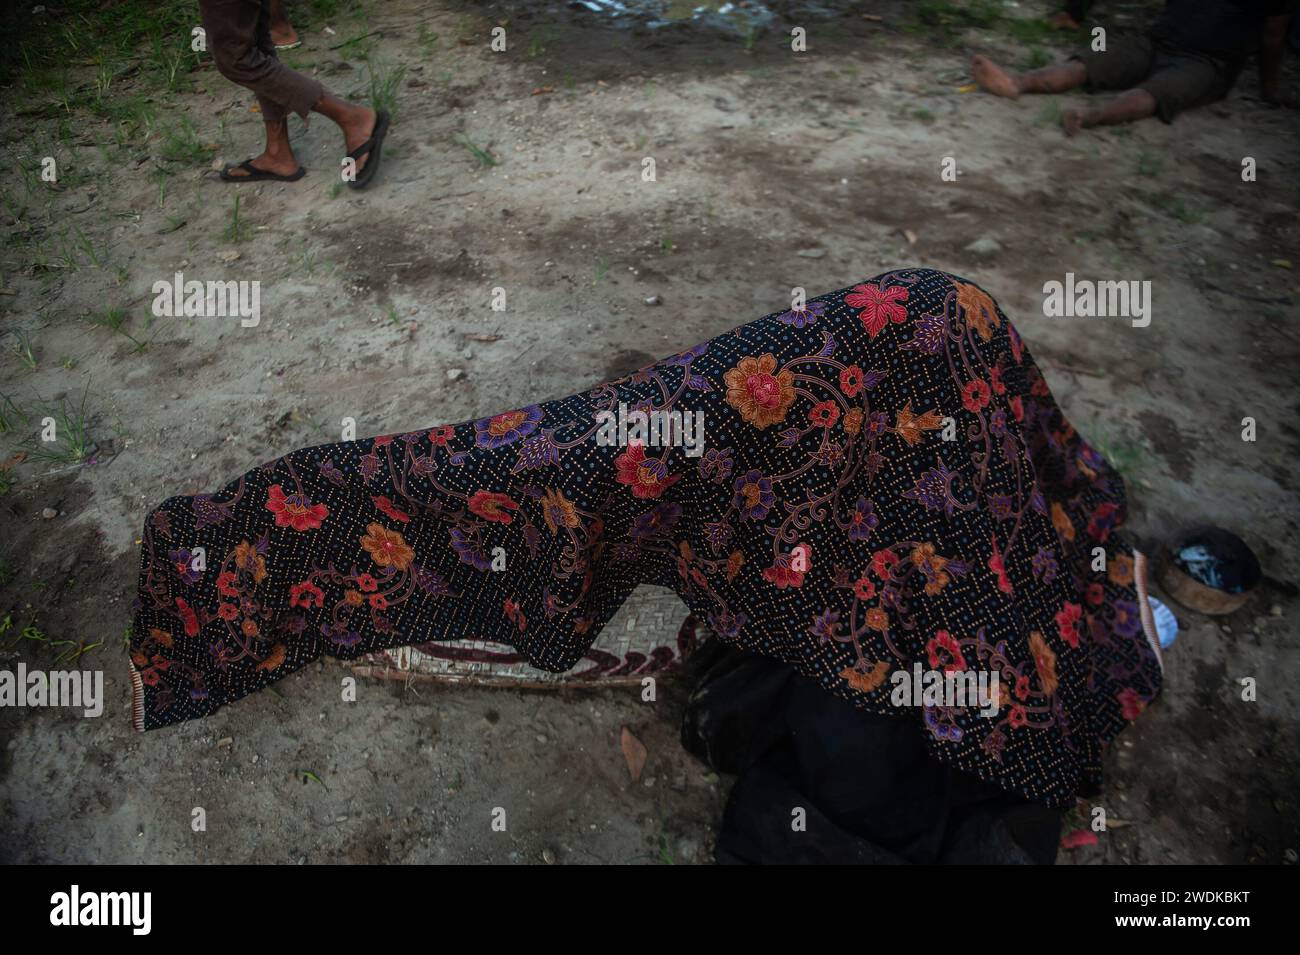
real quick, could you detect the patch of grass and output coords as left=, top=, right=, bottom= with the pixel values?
left=10, top=330, right=38, bottom=370
left=27, top=383, right=95, bottom=466
left=224, top=194, right=249, bottom=243
left=1137, top=152, right=1163, bottom=177
left=160, top=117, right=214, bottom=166
left=366, top=55, right=406, bottom=119
left=455, top=136, right=497, bottom=169
left=88, top=307, right=149, bottom=351
left=1151, top=194, right=1201, bottom=224
left=0, top=393, right=29, bottom=433
left=1022, top=46, right=1050, bottom=70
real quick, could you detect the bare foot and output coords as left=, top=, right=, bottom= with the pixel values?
left=224, top=150, right=299, bottom=178
left=271, top=26, right=300, bottom=48
left=1061, top=108, right=1086, bottom=137
left=971, top=54, right=1020, bottom=100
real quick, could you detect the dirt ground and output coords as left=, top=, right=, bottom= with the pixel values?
left=1, top=0, right=1298, bottom=864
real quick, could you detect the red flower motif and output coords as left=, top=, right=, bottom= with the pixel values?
left=1008, top=704, right=1028, bottom=728
left=1009, top=396, right=1024, bottom=422
left=176, top=596, right=200, bottom=638
left=614, top=443, right=681, bottom=499
left=762, top=562, right=806, bottom=589
left=216, top=571, right=239, bottom=597
left=988, top=543, right=1013, bottom=595
left=356, top=573, right=378, bottom=593
left=265, top=484, right=328, bottom=531
left=368, top=594, right=389, bottom=609
left=844, top=282, right=910, bottom=338
left=808, top=401, right=840, bottom=429
left=428, top=426, right=455, bottom=446
left=926, top=630, right=966, bottom=673
left=839, top=365, right=864, bottom=398
left=1086, top=582, right=1105, bottom=606
left=1117, top=687, right=1146, bottom=721
left=870, top=548, right=900, bottom=579
left=962, top=379, right=991, bottom=413
left=373, top=495, right=411, bottom=523
left=853, top=577, right=876, bottom=601
left=468, top=490, right=520, bottom=524
left=217, top=602, right=239, bottom=621
left=289, top=581, right=325, bottom=609
left=1055, top=602, right=1083, bottom=649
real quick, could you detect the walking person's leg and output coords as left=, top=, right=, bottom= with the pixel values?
left=202, top=0, right=386, bottom=185
left=268, top=0, right=300, bottom=50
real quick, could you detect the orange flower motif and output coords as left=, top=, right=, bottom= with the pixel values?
left=359, top=522, right=415, bottom=571
left=894, top=402, right=945, bottom=446
left=723, top=354, right=796, bottom=429
left=233, top=541, right=268, bottom=584
left=726, top=550, right=746, bottom=583
left=266, top=484, right=328, bottom=531
left=1051, top=502, right=1076, bottom=542
left=257, top=644, right=287, bottom=672
left=842, top=408, right=864, bottom=434
left=344, top=589, right=364, bottom=606
left=955, top=281, right=1000, bottom=342
left=1108, top=552, right=1135, bottom=587
left=1029, top=631, right=1059, bottom=696
left=840, top=661, right=891, bottom=693
left=864, top=607, right=890, bottom=632
left=540, top=488, right=580, bottom=534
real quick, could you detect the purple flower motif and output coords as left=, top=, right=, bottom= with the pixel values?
left=665, top=343, right=709, bottom=366
left=903, top=464, right=955, bottom=515
left=359, top=452, right=381, bottom=481
left=449, top=527, right=492, bottom=571
left=867, top=411, right=889, bottom=435
left=902, top=310, right=947, bottom=354
left=989, top=494, right=1014, bottom=520
left=630, top=502, right=681, bottom=540
left=318, top=459, right=346, bottom=486
left=847, top=497, right=879, bottom=541
left=1031, top=547, right=1058, bottom=584
left=699, top=447, right=734, bottom=483
left=413, top=565, right=454, bottom=597
left=703, top=520, right=733, bottom=553
left=474, top=405, right=543, bottom=450
left=707, top=609, right=747, bottom=640
left=809, top=609, right=841, bottom=643
left=511, top=431, right=560, bottom=473
left=168, top=548, right=202, bottom=584
left=322, top=623, right=362, bottom=648
left=733, top=470, right=775, bottom=522
left=775, top=300, right=827, bottom=328
left=989, top=409, right=1007, bottom=436
left=1113, top=600, right=1141, bottom=638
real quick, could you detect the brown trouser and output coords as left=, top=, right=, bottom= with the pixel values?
left=200, top=0, right=323, bottom=123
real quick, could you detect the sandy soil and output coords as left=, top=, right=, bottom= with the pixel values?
left=1, top=0, right=1298, bottom=864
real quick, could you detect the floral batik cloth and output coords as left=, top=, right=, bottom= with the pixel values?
left=130, top=268, right=1162, bottom=808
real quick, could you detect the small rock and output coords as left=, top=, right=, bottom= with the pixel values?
left=216, top=737, right=233, bottom=747
left=461, top=347, right=473, bottom=360
left=644, top=295, right=662, bottom=306
left=535, top=734, right=548, bottom=744
left=447, top=368, right=465, bottom=381
left=542, top=847, right=556, bottom=865
left=796, top=248, right=825, bottom=259
left=964, top=236, right=1003, bottom=257
left=40, top=507, right=58, bottom=520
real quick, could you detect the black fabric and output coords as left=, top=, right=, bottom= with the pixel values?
left=1151, top=0, right=1286, bottom=64
left=683, top=644, right=1064, bottom=865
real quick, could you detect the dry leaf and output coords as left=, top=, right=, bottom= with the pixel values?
left=620, top=726, right=648, bottom=782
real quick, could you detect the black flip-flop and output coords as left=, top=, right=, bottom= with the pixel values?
left=219, top=160, right=306, bottom=183
left=346, top=109, right=390, bottom=190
